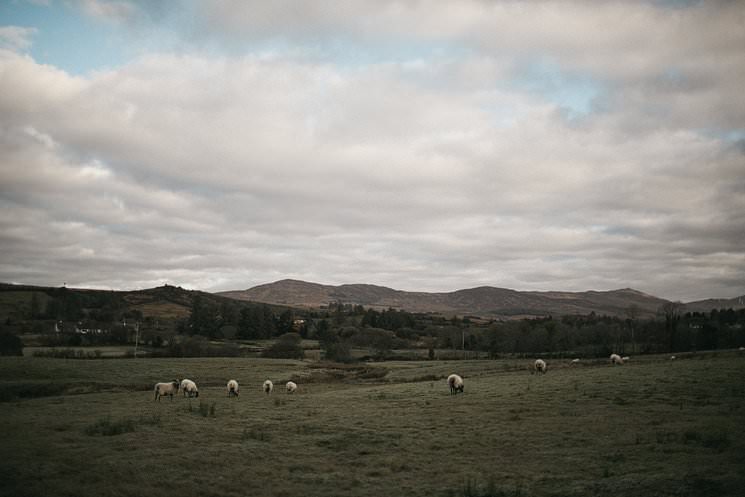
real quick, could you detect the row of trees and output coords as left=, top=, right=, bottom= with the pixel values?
left=178, top=296, right=303, bottom=340
left=306, top=305, right=745, bottom=360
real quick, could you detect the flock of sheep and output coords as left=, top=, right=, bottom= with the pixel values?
left=153, top=378, right=298, bottom=401
left=448, top=353, right=650, bottom=395
left=155, top=351, right=696, bottom=400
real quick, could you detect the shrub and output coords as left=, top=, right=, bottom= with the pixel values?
left=0, top=332, right=23, bottom=356
left=262, top=332, right=305, bottom=359
left=323, top=340, right=353, bottom=363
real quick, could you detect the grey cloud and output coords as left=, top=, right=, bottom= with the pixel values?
left=0, top=8, right=744, bottom=301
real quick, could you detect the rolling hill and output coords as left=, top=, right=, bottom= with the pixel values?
left=218, top=279, right=688, bottom=319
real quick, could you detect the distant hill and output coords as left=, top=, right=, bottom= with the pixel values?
left=217, top=279, right=689, bottom=319
left=0, top=283, right=270, bottom=325
left=682, top=295, right=745, bottom=314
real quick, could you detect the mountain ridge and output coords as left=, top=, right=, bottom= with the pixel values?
left=218, top=279, right=743, bottom=319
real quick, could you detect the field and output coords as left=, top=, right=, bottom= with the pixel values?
left=1, top=353, right=744, bottom=497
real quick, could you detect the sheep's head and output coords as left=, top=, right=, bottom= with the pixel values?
left=172, top=380, right=179, bottom=388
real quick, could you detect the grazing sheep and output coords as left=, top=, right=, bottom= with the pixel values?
left=610, top=353, right=624, bottom=365
left=533, top=359, right=547, bottom=374
left=670, top=355, right=676, bottom=360
left=181, top=379, right=199, bottom=398
left=263, top=380, right=274, bottom=395
left=739, top=347, right=744, bottom=351
left=286, top=381, right=297, bottom=394
left=227, top=379, right=239, bottom=398
left=154, top=380, right=180, bottom=401
left=571, top=358, right=580, bottom=364
left=447, top=374, right=464, bottom=395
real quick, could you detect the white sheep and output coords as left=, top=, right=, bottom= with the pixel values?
left=670, top=355, right=676, bottom=360
left=227, top=379, right=239, bottom=398
left=263, top=379, right=274, bottom=395
left=571, top=358, right=580, bottom=364
left=610, top=353, right=624, bottom=365
left=622, top=356, right=630, bottom=361
left=286, top=381, right=297, bottom=394
left=154, top=380, right=180, bottom=401
left=181, top=379, right=199, bottom=398
left=447, top=374, right=464, bottom=395
left=533, top=359, right=547, bottom=374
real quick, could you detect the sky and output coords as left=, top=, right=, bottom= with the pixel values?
left=0, top=0, right=744, bottom=302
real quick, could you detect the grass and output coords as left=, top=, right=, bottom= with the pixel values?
left=0, top=353, right=744, bottom=496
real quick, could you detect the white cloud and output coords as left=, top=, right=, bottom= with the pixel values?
left=0, top=26, right=37, bottom=52
left=77, top=0, right=139, bottom=24
left=0, top=2, right=743, bottom=301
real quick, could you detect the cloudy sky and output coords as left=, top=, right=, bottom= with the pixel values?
left=1, top=0, right=743, bottom=301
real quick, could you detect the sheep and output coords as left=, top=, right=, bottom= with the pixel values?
left=263, top=379, right=274, bottom=395
left=533, top=359, right=547, bottom=374
left=154, top=380, right=180, bottom=401
left=670, top=355, right=676, bottom=360
left=610, top=353, right=624, bottom=365
left=447, top=374, right=464, bottom=395
left=181, top=379, right=199, bottom=398
left=227, top=379, right=239, bottom=398
left=286, top=381, right=297, bottom=394
left=571, top=358, right=580, bottom=364
left=622, top=356, right=630, bottom=361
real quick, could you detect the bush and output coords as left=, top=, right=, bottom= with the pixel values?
left=262, top=333, right=305, bottom=359
left=0, top=332, right=23, bottom=356
left=323, top=340, right=353, bottom=363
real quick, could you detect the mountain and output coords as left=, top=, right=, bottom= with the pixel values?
left=682, top=295, right=745, bottom=313
left=217, top=280, right=677, bottom=319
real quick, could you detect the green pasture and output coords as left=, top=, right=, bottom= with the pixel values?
left=1, top=353, right=744, bottom=497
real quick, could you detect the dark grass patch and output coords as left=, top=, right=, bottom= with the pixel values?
left=84, top=414, right=160, bottom=436
left=242, top=427, right=272, bottom=442
left=85, top=417, right=135, bottom=436
left=0, top=382, right=67, bottom=402
left=444, top=477, right=525, bottom=497
left=411, top=374, right=445, bottom=382
left=0, top=381, right=153, bottom=402
left=678, top=474, right=725, bottom=496
left=316, top=429, right=401, bottom=452
left=185, top=400, right=216, bottom=417
left=300, top=362, right=389, bottom=382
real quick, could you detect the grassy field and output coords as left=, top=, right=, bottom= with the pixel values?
left=0, top=353, right=744, bottom=497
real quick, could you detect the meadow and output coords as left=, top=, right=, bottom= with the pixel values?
left=0, top=352, right=743, bottom=497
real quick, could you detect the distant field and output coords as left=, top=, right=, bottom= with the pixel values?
left=1, top=353, right=744, bottom=497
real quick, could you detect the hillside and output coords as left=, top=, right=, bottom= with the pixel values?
left=218, top=280, right=678, bottom=318
left=0, top=283, right=270, bottom=329
left=683, top=295, right=745, bottom=313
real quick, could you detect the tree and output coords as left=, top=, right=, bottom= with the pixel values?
left=661, top=301, right=683, bottom=352
left=188, top=296, right=221, bottom=338
left=30, top=293, right=41, bottom=319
